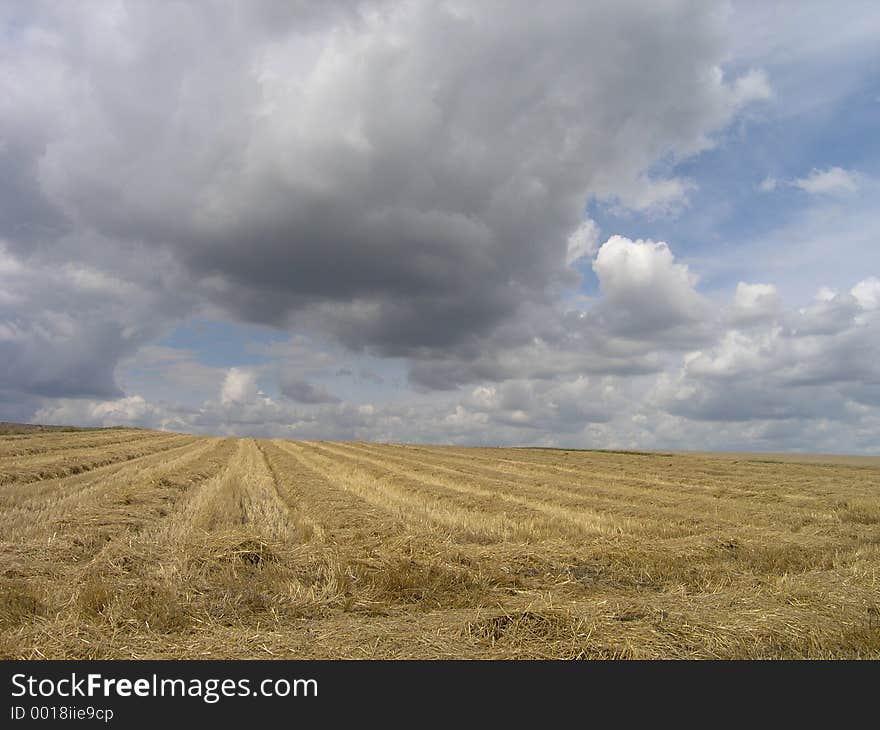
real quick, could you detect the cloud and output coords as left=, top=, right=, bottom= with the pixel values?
left=0, top=238, right=190, bottom=416
left=565, top=219, right=600, bottom=265
left=757, top=167, right=862, bottom=196
left=30, top=268, right=880, bottom=453
left=117, top=345, right=226, bottom=404
left=34, top=395, right=167, bottom=430
left=729, top=282, right=781, bottom=325
left=851, top=277, right=880, bottom=310
left=404, top=236, right=714, bottom=390
left=278, top=374, right=341, bottom=404
left=597, top=176, right=698, bottom=217
left=730, top=67, right=773, bottom=106
left=653, top=280, right=880, bottom=431
left=5, top=2, right=880, bottom=454
left=461, top=376, right=616, bottom=432
left=1, top=0, right=769, bottom=362
left=591, top=235, right=707, bottom=338
left=792, top=167, right=861, bottom=195
left=220, top=368, right=260, bottom=406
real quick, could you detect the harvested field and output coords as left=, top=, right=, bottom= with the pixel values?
left=1, top=429, right=878, bottom=659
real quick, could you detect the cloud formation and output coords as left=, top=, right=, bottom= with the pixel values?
left=30, top=232, right=880, bottom=453
left=759, top=167, right=862, bottom=196
left=3, top=2, right=878, bottom=453
left=792, top=167, right=861, bottom=195
left=278, top=373, right=341, bottom=404
left=2, top=1, right=766, bottom=353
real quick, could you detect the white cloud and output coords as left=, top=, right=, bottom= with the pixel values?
left=652, top=281, right=880, bottom=438
left=597, top=176, right=696, bottom=217
left=851, top=277, right=880, bottom=310
left=34, top=395, right=165, bottom=429
left=565, top=219, right=600, bottom=265
left=758, top=167, right=862, bottom=196
left=792, top=166, right=861, bottom=195
left=729, top=282, right=781, bottom=324
left=592, top=235, right=706, bottom=336
left=220, top=368, right=259, bottom=405
left=730, top=68, right=773, bottom=106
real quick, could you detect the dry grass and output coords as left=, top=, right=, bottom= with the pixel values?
left=0, top=431, right=190, bottom=486
left=1, top=430, right=878, bottom=659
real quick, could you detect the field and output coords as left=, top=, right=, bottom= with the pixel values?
left=1, top=426, right=878, bottom=659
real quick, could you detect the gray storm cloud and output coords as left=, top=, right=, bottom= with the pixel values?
left=2, top=1, right=763, bottom=360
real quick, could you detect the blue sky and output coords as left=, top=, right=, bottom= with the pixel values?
left=589, top=19, right=880, bottom=299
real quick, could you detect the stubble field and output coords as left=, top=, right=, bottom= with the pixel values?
left=1, top=426, right=878, bottom=659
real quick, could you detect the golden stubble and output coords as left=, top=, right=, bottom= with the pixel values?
left=1, top=429, right=878, bottom=659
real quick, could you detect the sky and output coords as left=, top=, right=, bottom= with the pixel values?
left=1, top=0, right=879, bottom=453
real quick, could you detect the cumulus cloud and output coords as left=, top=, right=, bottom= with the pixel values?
left=850, top=277, right=880, bottom=310
left=405, top=236, right=727, bottom=390
left=653, top=280, right=880, bottom=434
left=220, top=368, right=260, bottom=406
left=591, top=236, right=707, bottom=338
left=729, top=282, right=781, bottom=324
